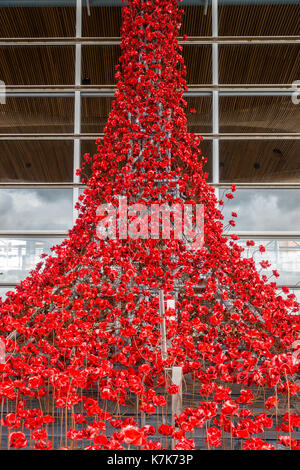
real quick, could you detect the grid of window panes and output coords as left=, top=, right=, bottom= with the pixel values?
left=0, top=0, right=299, bottom=300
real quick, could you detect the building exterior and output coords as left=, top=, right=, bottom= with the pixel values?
left=0, top=0, right=299, bottom=300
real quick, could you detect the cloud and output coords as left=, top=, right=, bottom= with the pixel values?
left=0, top=189, right=73, bottom=230
left=223, top=189, right=300, bottom=231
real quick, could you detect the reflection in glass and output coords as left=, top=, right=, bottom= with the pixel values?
left=0, top=287, right=13, bottom=301
left=222, top=189, right=300, bottom=232
left=238, top=238, right=300, bottom=286
left=0, top=237, right=63, bottom=284
left=0, top=189, right=73, bottom=231
left=290, top=289, right=300, bottom=304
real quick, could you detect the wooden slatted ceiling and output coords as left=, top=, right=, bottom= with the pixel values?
left=0, top=5, right=298, bottom=39
left=0, top=97, right=74, bottom=133
left=0, top=141, right=73, bottom=182
left=1, top=96, right=299, bottom=137
left=0, top=4, right=298, bottom=183
left=218, top=4, right=300, bottom=37
left=220, top=141, right=300, bottom=182
left=219, top=44, right=300, bottom=84
left=83, top=45, right=213, bottom=85
left=0, top=46, right=75, bottom=85
left=0, top=44, right=298, bottom=86
left=0, top=6, right=76, bottom=38
left=81, top=5, right=212, bottom=37
left=219, top=96, right=300, bottom=133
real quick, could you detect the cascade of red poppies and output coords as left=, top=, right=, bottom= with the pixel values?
left=0, top=0, right=299, bottom=450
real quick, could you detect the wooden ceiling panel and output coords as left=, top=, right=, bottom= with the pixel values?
left=0, top=97, right=74, bottom=134
left=181, top=5, right=212, bottom=37
left=183, top=45, right=212, bottom=84
left=81, top=96, right=114, bottom=133
left=220, top=140, right=300, bottom=182
left=1, top=4, right=298, bottom=40
left=82, top=45, right=120, bottom=85
left=81, top=44, right=299, bottom=87
left=82, top=45, right=212, bottom=86
left=219, top=44, right=300, bottom=84
left=82, top=5, right=212, bottom=38
left=0, top=46, right=75, bottom=85
left=219, top=3, right=300, bottom=37
left=0, top=6, right=76, bottom=38
left=184, top=97, right=212, bottom=133
left=0, top=140, right=73, bottom=182
left=82, top=6, right=122, bottom=37
left=220, top=96, right=300, bottom=133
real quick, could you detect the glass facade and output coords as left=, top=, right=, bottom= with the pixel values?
left=0, top=0, right=299, bottom=298
left=0, top=236, right=64, bottom=283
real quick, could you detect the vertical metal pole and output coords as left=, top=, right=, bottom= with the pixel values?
left=171, top=366, right=183, bottom=450
left=212, top=0, right=219, bottom=197
left=86, top=0, right=91, bottom=16
left=159, top=290, right=168, bottom=361
left=73, top=0, right=82, bottom=224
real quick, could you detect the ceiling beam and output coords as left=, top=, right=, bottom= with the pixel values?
left=0, top=36, right=299, bottom=45
left=0, top=1, right=299, bottom=6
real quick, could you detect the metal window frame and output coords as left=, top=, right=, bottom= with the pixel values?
left=0, top=37, right=299, bottom=46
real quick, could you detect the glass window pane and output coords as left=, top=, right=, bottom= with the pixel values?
left=185, top=97, right=212, bottom=133
left=184, top=45, right=212, bottom=84
left=181, top=5, right=212, bottom=36
left=82, top=46, right=120, bottom=85
left=0, top=287, right=13, bottom=300
left=0, top=141, right=74, bottom=182
left=219, top=1, right=300, bottom=37
left=0, top=189, right=73, bottom=231
left=200, top=140, right=212, bottom=182
left=0, top=46, right=75, bottom=85
left=220, top=96, right=299, bottom=133
left=219, top=45, right=299, bottom=84
left=81, top=97, right=113, bottom=133
left=83, top=5, right=122, bottom=37
left=290, top=288, right=300, bottom=303
left=0, top=236, right=63, bottom=284
left=219, top=141, right=300, bottom=183
left=222, top=188, right=300, bottom=231
left=0, top=97, right=74, bottom=134
left=0, top=4, right=76, bottom=37
left=237, top=238, right=300, bottom=287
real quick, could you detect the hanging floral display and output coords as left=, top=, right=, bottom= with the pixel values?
left=0, top=0, right=299, bottom=451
